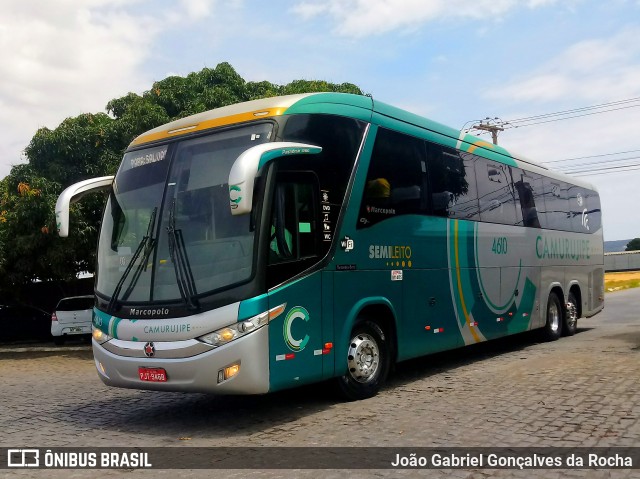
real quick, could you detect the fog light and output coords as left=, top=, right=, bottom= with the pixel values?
left=217, top=363, right=241, bottom=383
left=225, top=364, right=240, bottom=379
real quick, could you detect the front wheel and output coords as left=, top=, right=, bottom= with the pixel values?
left=563, top=291, right=579, bottom=336
left=543, top=292, right=563, bottom=341
left=336, top=320, right=391, bottom=401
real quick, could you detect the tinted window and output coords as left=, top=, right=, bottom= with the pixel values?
left=567, top=184, right=583, bottom=232
left=268, top=174, right=319, bottom=264
left=266, top=172, right=322, bottom=288
left=279, top=114, right=366, bottom=246
left=57, top=297, right=94, bottom=311
left=513, top=169, right=543, bottom=228
left=475, top=159, right=518, bottom=225
left=542, top=178, right=570, bottom=230
left=428, top=146, right=479, bottom=220
left=584, top=188, right=602, bottom=233
left=358, top=128, right=427, bottom=228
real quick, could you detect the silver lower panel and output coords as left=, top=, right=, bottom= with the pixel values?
left=93, top=325, right=270, bottom=394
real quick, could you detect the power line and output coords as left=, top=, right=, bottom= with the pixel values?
left=506, top=97, right=640, bottom=124
left=463, top=97, right=640, bottom=137
left=559, top=161, right=640, bottom=175
left=503, top=103, right=640, bottom=130
left=553, top=155, right=640, bottom=171
left=543, top=148, right=640, bottom=164
left=572, top=166, right=640, bottom=177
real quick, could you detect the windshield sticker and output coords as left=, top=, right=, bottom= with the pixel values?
left=129, top=148, right=167, bottom=169
left=284, top=306, right=310, bottom=352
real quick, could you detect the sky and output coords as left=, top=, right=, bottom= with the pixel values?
left=1, top=0, right=639, bottom=241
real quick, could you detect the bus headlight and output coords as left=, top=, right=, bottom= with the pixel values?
left=198, top=311, right=268, bottom=347
left=197, top=303, right=286, bottom=348
left=92, top=325, right=112, bottom=344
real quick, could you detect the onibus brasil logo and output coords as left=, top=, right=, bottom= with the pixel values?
left=283, top=306, right=310, bottom=352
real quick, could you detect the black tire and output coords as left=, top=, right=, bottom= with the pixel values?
left=336, top=320, right=391, bottom=401
left=543, top=292, right=563, bottom=341
left=53, top=336, right=65, bottom=346
left=563, top=291, right=579, bottom=336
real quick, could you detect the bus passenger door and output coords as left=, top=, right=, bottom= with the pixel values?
left=266, top=173, right=325, bottom=391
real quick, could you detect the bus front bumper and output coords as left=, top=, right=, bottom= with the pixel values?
left=92, top=325, right=270, bottom=394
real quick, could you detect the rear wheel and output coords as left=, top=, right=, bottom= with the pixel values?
left=563, top=291, right=579, bottom=336
left=53, top=336, right=65, bottom=346
left=543, top=292, right=563, bottom=341
left=336, top=320, right=390, bottom=401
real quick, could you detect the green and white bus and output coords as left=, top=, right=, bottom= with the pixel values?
left=56, top=93, right=604, bottom=400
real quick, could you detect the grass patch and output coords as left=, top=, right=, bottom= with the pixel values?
left=605, top=271, right=640, bottom=292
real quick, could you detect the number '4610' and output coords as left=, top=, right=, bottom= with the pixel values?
left=492, top=237, right=508, bottom=254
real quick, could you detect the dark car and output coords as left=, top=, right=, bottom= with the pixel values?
left=0, top=305, right=52, bottom=342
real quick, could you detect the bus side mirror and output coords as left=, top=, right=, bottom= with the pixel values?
left=56, top=176, right=114, bottom=237
left=228, top=142, right=322, bottom=215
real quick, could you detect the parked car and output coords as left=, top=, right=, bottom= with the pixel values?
left=51, top=295, right=94, bottom=345
left=0, top=304, right=52, bottom=342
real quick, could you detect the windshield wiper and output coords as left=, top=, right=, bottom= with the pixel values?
left=107, top=207, right=157, bottom=313
left=167, top=199, right=199, bottom=310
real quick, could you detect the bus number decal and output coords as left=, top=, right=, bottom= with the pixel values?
left=492, top=237, right=508, bottom=255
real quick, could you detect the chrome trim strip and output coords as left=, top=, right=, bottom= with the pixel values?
left=102, top=338, right=214, bottom=359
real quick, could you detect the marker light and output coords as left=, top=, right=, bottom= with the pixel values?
left=197, top=304, right=284, bottom=348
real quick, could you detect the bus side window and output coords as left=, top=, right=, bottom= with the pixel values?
left=427, top=145, right=479, bottom=221
left=543, top=178, right=569, bottom=231
left=514, top=170, right=541, bottom=228
left=475, top=159, right=518, bottom=226
left=357, top=128, right=427, bottom=229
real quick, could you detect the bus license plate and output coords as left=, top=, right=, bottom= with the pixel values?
left=138, top=367, right=167, bottom=382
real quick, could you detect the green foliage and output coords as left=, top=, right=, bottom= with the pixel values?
left=625, top=238, right=640, bottom=251
left=0, top=165, right=104, bottom=294
left=0, top=62, right=363, bottom=291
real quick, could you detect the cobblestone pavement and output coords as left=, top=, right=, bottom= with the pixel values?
left=1, top=289, right=639, bottom=478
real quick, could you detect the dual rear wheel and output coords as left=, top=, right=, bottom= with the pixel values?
left=544, top=290, right=579, bottom=341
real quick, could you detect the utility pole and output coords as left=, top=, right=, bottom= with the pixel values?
left=471, top=122, right=504, bottom=145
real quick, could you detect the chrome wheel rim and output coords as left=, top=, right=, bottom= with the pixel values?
left=548, top=301, right=560, bottom=333
left=347, top=333, right=380, bottom=384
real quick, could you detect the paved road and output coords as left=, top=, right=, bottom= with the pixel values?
left=1, top=290, right=639, bottom=478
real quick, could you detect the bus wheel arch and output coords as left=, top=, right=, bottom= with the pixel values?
left=564, top=285, right=581, bottom=336
left=543, top=287, right=564, bottom=341
left=336, top=302, right=397, bottom=401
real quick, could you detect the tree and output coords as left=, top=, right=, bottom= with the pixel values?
left=625, top=238, right=640, bottom=251
left=0, top=62, right=364, bottom=291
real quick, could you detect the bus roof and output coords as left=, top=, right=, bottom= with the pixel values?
left=129, top=92, right=597, bottom=191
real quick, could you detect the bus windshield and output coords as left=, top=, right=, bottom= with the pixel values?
left=96, top=123, right=273, bottom=305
